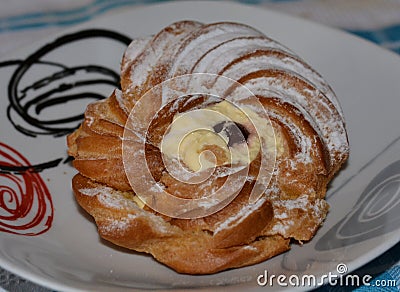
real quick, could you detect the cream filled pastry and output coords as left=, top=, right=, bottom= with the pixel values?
left=161, top=100, right=283, bottom=172
left=67, top=20, right=349, bottom=274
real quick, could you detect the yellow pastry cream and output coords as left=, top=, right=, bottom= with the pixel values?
left=132, top=195, right=146, bottom=209
left=161, top=100, right=284, bottom=172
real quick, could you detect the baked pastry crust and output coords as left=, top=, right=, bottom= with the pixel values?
left=67, top=21, right=349, bottom=274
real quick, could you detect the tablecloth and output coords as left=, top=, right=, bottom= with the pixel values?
left=0, top=0, right=399, bottom=291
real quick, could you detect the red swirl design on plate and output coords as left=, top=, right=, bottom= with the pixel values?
left=0, top=142, right=53, bottom=235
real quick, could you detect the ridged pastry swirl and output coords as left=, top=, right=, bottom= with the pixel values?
left=67, top=21, right=349, bottom=274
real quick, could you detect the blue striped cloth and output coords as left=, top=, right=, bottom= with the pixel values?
left=0, top=1, right=399, bottom=291
left=0, top=0, right=400, bottom=55
left=350, top=26, right=400, bottom=55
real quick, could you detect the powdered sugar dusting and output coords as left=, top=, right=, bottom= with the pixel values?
left=241, top=76, right=348, bottom=167
left=169, top=23, right=263, bottom=77
left=270, top=195, right=328, bottom=238
left=81, top=185, right=179, bottom=235
left=121, top=37, right=150, bottom=73
left=100, top=214, right=137, bottom=234
left=127, top=21, right=202, bottom=95
left=214, top=195, right=268, bottom=234
left=80, top=186, right=115, bottom=197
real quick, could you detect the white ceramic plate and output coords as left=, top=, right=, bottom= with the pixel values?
left=0, top=1, right=399, bottom=291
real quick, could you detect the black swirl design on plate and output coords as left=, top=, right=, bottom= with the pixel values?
left=316, top=160, right=400, bottom=250
left=0, top=29, right=131, bottom=173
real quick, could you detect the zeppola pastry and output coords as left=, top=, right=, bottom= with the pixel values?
left=67, top=21, right=349, bottom=274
